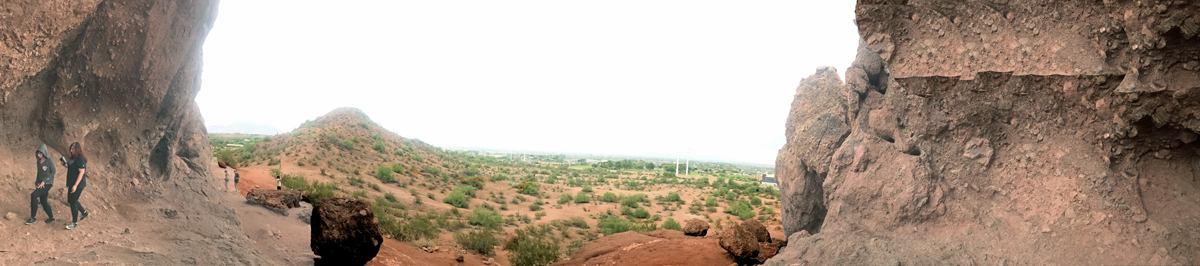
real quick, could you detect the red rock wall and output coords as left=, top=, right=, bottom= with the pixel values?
left=771, top=1, right=1200, bottom=265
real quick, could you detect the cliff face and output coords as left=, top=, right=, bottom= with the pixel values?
left=0, top=0, right=267, bottom=264
left=771, top=1, right=1200, bottom=265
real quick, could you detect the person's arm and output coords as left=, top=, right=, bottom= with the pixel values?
left=72, top=168, right=84, bottom=193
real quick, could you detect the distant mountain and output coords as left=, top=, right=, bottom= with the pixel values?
left=207, top=121, right=283, bottom=135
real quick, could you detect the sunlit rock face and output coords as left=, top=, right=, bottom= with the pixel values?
left=771, top=1, right=1200, bottom=265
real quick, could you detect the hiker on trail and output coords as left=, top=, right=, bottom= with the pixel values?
left=27, top=144, right=56, bottom=225
left=233, top=171, right=240, bottom=193
left=62, top=142, right=90, bottom=230
left=276, top=175, right=282, bottom=190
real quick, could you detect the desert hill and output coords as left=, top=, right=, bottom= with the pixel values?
left=211, top=107, right=788, bottom=266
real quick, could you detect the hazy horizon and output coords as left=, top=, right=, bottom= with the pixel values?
left=197, top=1, right=860, bottom=165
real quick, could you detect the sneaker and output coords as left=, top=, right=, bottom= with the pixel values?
left=65, top=223, right=77, bottom=230
left=79, top=212, right=89, bottom=223
left=45, top=217, right=56, bottom=224
left=25, top=217, right=36, bottom=225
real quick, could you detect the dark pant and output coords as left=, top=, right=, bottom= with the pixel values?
left=68, top=185, right=86, bottom=223
left=30, top=185, right=53, bottom=219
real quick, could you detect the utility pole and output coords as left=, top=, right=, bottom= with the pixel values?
left=674, top=154, right=679, bottom=176
left=685, top=149, right=690, bottom=176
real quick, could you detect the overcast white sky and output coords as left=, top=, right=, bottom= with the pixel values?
left=197, top=1, right=860, bottom=165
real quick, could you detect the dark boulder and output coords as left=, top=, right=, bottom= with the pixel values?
left=311, top=197, right=383, bottom=265
left=683, top=218, right=710, bottom=236
left=245, top=189, right=302, bottom=209
left=718, top=222, right=759, bottom=260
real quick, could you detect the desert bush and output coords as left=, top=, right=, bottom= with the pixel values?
left=268, top=157, right=281, bottom=166
left=505, top=225, right=561, bottom=266
left=375, top=165, right=395, bottom=183
left=469, top=209, right=503, bottom=229
left=574, top=191, right=591, bottom=204
left=455, top=229, right=500, bottom=256
left=280, top=174, right=309, bottom=190
left=352, top=190, right=368, bottom=199
left=391, top=163, right=405, bottom=173
left=621, top=194, right=645, bottom=208
left=705, top=196, right=718, bottom=207
left=598, top=216, right=655, bottom=235
left=443, top=192, right=470, bottom=208
left=666, top=192, right=681, bottom=202
left=529, top=203, right=543, bottom=211
left=632, top=207, right=650, bottom=219
left=558, top=194, right=572, bottom=205
left=373, top=141, right=386, bottom=153
left=600, top=192, right=618, bottom=203
left=413, top=153, right=425, bottom=162
left=385, top=192, right=398, bottom=203
left=661, top=218, right=682, bottom=231
left=582, top=185, right=593, bottom=193
left=452, top=185, right=477, bottom=198
left=370, top=183, right=381, bottom=191
left=750, top=196, right=762, bottom=205
left=724, top=199, right=755, bottom=220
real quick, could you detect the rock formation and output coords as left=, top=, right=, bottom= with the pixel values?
left=246, top=189, right=303, bottom=209
left=719, top=220, right=782, bottom=264
left=683, top=218, right=710, bottom=236
left=0, top=0, right=268, bottom=264
left=311, top=197, right=383, bottom=265
left=771, top=1, right=1200, bottom=265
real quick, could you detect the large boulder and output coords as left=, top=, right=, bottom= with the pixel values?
left=718, top=222, right=760, bottom=260
left=245, top=189, right=302, bottom=209
left=740, top=219, right=771, bottom=243
left=311, top=197, right=383, bottom=265
left=719, top=220, right=782, bottom=263
left=776, top=66, right=848, bottom=236
left=683, top=218, right=710, bottom=236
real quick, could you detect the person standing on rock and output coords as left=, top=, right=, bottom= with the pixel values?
left=27, top=144, right=56, bottom=225
left=62, top=142, right=90, bottom=230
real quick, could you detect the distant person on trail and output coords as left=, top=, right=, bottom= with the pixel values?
left=27, top=144, right=56, bottom=225
left=276, top=176, right=282, bottom=190
left=62, top=142, right=90, bottom=230
left=224, top=168, right=230, bottom=192
left=233, top=171, right=240, bottom=193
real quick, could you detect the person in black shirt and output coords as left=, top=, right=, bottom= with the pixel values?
left=62, top=142, right=90, bottom=230
left=27, top=144, right=56, bottom=225
left=233, top=171, right=240, bottom=193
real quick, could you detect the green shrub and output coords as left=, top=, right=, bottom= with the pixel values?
left=661, top=218, right=682, bottom=231
left=376, top=165, right=396, bottom=183
left=455, top=229, right=500, bottom=256
left=308, top=180, right=337, bottom=203
left=582, top=185, right=593, bottom=193
left=598, top=216, right=634, bottom=235
left=621, top=194, right=645, bottom=208
left=469, top=209, right=503, bottom=229
left=750, top=196, right=762, bottom=205
left=725, top=199, right=755, bottom=220
left=666, top=192, right=681, bottom=202
left=567, top=217, right=589, bottom=229
left=558, top=194, right=572, bottom=205
left=574, top=191, right=591, bottom=204
left=529, top=203, right=543, bottom=211
left=373, top=141, right=386, bottom=153
left=370, top=183, right=381, bottom=191
left=384, top=192, right=398, bottom=203
left=280, top=174, right=310, bottom=191
left=705, top=196, right=718, bottom=207
left=380, top=214, right=439, bottom=242
left=391, top=163, right=405, bottom=173
left=268, top=157, right=281, bottom=166
left=452, top=185, right=477, bottom=198
left=632, top=207, right=650, bottom=219
left=505, top=225, right=561, bottom=266
left=352, top=189, right=368, bottom=199
left=413, top=153, right=425, bottom=162
left=443, top=192, right=470, bottom=208
left=601, top=192, right=618, bottom=203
